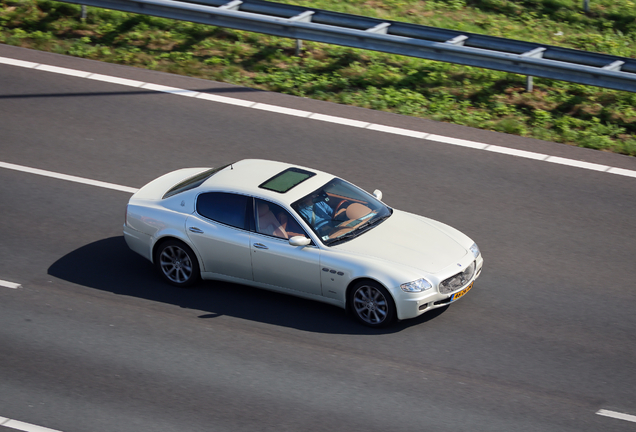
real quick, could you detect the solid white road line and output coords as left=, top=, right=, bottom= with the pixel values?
left=0, top=279, right=21, bottom=289
left=35, top=64, right=91, bottom=78
left=88, top=73, right=145, bottom=87
left=253, top=103, right=312, bottom=117
left=2, top=54, right=636, bottom=179
left=0, top=57, right=38, bottom=68
left=366, top=124, right=430, bottom=139
left=484, top=145, right=549, bottom=160
left=426, top=134, right=489, bottom=150
left=0, top=417, right=63, bottom=432
left=0, top=161, right=139, bottom=194
left=607, top=167, right=636, bottom=178
left=196, top=92, right=255, bottom=107
left=141, top=82, right=200, bottom=96
left=596, top=409, right=636, bottom=423
left=545, top=156, right=610, bottom=172
left=308, top=113, right=370, bottom=128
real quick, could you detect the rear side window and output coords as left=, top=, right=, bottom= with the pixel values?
left=196, top=192, right=249, bottom=230
left=163, top=163, right=232, bottom=199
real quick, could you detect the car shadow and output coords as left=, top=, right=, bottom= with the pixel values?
left=47, top=237, right=448, bottom=334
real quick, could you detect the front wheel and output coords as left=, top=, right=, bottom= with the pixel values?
left=154, top=239, right=200, bottom=287
left=348, top=280, right=396, bottom=328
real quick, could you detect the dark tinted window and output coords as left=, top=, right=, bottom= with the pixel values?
left=196, top=192, right=249, bottom=230
left=163, top=163, right=232, bottom=199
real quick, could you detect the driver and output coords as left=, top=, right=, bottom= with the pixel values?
left=297, top=194, right=335, bottom=234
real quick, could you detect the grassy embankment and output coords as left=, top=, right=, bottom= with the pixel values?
left=1, top=0, right=635, bottom=155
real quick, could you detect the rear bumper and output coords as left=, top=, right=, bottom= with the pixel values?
left=123, top=224, right=153, bottom=262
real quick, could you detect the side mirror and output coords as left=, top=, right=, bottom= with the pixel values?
left=373, top=189, right=383, bottom=201
left=289, top=236, right=311, bottom=246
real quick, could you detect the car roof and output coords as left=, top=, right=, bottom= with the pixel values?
left=202, top=159, right=336, bottom=205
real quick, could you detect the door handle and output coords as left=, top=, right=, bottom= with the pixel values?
left=253, top=243, right=268, bottom=250
left=188, top=227, right=204, bottom=234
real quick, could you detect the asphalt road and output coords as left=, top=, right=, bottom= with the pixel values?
left=1, top=44, right=636, bottom=432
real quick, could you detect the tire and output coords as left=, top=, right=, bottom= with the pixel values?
left=154, top=239, right=200, bottom=287
left=348, top=280, right=396, bottom=328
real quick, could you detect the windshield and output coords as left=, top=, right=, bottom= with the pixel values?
left=291, top=178, right=392, bottom=246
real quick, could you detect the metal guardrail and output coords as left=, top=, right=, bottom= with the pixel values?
left=62, top=0, right=636, bottom=92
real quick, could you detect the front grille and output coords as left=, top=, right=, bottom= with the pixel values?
left=439, top=261, right=475, bottom=294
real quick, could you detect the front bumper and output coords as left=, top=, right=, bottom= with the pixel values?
left=395, top=254, right=483, bottom=320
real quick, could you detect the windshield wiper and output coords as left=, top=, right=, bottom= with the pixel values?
left=326, top=213, right=392, bottom=246
left=325, top=230, right=361, bottom=246
left=355, top=214, right=391, bottom=232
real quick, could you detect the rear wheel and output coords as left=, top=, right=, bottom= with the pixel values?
left=348, top=280, right=396, bottom=327
left=155, top=239, right=200, bottom=287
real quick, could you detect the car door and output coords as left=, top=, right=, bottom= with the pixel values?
left=186, top=192, right=253, bottom=281
left=250, top=198, right=322, bottom=296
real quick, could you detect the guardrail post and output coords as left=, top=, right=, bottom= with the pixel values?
left=444, top=35, right=468, bottom=46
left=602, top=60, right=625, bottom=72
left=365, top=22, right=391, bottom=35
left=521, top=47, right=547, bottom=92
left=583, top=0, right=590, bottom=12
left=289, top=11, right=314, bottom=56
left=81, top=4, right=87, bottom=20
left=218, top=0, right=242, bottom=10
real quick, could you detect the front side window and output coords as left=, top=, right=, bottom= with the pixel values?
left=254, top=199, right=308, bottom=240
left=291, top=178, right=392, bottom=245
left=196, top=192, right=249, bottom=230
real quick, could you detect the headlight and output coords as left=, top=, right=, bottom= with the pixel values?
left=400, top=278, right=433, bottom=293
left=470, top=243, right=480, bottom=259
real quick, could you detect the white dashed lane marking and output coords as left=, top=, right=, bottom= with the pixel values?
left=596, top=409, right=636, bottom=423
left=0, top=416, right=62, bottom=432
left=1, top=55, right=635, bottom=179
left=0, top=279, right=21, bottom=289
left=0, top=162, right=139, bottom=194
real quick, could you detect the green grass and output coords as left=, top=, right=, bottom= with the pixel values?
left=1, top=0, right=635, bottom=155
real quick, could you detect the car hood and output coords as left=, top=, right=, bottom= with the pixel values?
left=333, top=210, right=469, bottom=274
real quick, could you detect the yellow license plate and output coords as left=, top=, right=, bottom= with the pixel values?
left=451, top=282, right=474, bottom=302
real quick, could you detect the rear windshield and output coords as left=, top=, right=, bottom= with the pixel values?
left=259, top=168, right=315, bottom=193
left=162, top=163, right=232, bottom=199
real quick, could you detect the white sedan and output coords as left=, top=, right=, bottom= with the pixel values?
left=124, top=159, right=483, bottom=327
